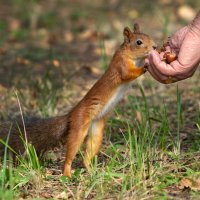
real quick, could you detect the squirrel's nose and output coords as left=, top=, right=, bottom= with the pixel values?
left=152, top=45, right=157, bottom=50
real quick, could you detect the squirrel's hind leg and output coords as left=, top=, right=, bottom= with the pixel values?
left=83, top=118, right=106, bottom=171
left=63, top=123, right=90, bottom=177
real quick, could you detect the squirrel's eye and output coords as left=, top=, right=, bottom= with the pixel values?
left=136, top=39, right=143, bottom=46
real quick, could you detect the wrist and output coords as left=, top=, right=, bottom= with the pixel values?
left=190, top=11, right=200, bottom=36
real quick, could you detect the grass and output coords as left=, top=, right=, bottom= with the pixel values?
left=0, top=54, right=200, bottom=199
left=0, top=130, right=43, bottom=200
left=0, top=78, right=199, bottom=199
left=1, top=41, right=199, bottom=199
left=0, top=93, right=43, bottom=200
left=0, top=0, right=200, bottom=199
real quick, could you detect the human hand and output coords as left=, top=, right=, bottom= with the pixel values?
left=146, top=11, right=200, bottom=84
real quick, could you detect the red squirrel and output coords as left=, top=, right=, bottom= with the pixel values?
left=0, top=24, right=156, bottom=177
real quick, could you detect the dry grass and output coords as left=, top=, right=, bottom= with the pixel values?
left=0, top=0, right=200, bottom=199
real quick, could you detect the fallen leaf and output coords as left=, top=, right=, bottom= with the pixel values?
left=56, top=191, right=68, bottom=199
left=63, top=31, right=74, bottom=42
left=179, top=178, right=200, bottom=191
left=112, top=19, right=123, bottom=31
left=135, top=110, right=142, bottom=123
left=82, top=65, right=101, bottom=75
left=41, top=192, right=52, bottom=198
left=8, top=19, right=21, bottom=31
left=45, top=168, right=53, bottom=176
left=179, top=178, right=192, bottom=189
left=78, top=30, right=99, bottom=40
left=53, top=59, right=60, bottom=68
left=16, top=57, right=30, bottom=65
left=128, top=9, right=139, bottom=19
left=177, top=5, right=196, bottom=22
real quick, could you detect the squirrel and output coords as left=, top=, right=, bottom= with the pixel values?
left=0, top=23, right=156, bottom=177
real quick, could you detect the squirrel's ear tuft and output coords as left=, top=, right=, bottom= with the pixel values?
left=133, top=23, right=141, bottom=33
left=123, top=27, right=132, bottom=42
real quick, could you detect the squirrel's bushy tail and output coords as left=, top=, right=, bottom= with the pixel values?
left=0, top=115, right=68, bottom=156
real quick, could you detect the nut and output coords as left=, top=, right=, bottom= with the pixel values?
left=163, top=52, right=177, bottom=64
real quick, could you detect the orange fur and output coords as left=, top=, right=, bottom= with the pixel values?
left=63, top=24, right=156, bottom=177
left=0, top=24, right=156, bottom=178
left=83, top=118, right=106, bottom=170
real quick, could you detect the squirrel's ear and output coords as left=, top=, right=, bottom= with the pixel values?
left=123, top=27, right=132, bottom=42
left=133, top=23, right=141, bottom=33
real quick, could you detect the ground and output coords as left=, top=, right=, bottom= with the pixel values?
left=0, top=0, right=200, bottom=199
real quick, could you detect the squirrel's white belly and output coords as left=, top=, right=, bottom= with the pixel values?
left=95, top=83, right=130, bottom=120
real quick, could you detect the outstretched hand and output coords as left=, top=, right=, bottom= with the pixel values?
left=146, top=11, right=200, bottom=84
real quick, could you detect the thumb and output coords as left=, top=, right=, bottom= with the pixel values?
left=144, top=58, right=150, bottom=65
left=149, top=50, right=163, bottom=65
left=150, top=50, right=180, bottom=76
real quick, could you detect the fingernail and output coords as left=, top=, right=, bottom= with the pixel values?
left=149, top=49, right=154, bottom=55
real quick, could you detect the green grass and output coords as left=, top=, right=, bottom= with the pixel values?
left=0, top=83, right=199, bottom=200
left=0, top=132, right=43, bottom=200
left=0, top=128, right=44, bottom=199
left=1, top=80, right=199, bottom=199
left=0, top=0, right=200, bottom=198
left=0, top=94, right=43, bottom=200
left=0, top=47, right=200, bottom=200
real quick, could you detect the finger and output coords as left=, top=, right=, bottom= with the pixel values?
left=147, top=65, right=163, bottom=82
left=165, top=46, right=171, bottom=52
left=144, top=58, right=149, bottom=66
left=164, top=45, right=179, bottom=55
left=150, top=50, right=180, bottom=76
left=148, top=63, right=180, bottom=84
left=160, top=51, right=165, bottom=59
left=158, top=52, right=165, bottom=60
left=148, top=56, right=170, bottom=83
left=149, top=50, right=168, bottom=78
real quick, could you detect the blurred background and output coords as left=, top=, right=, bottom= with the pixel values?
left=0, top=0, right=199, bottom=117
left=0, top=2, right=200, bottom=198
